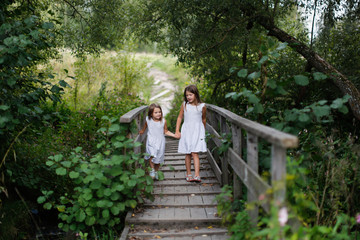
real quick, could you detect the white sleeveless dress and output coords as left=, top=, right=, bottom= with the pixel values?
left=178, top=102, right=207, bottom=154
left=145, top=117, right=165, bottom=164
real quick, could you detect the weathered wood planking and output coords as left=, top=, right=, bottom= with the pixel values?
left=119, top=105, right=148, bottom=123
left=206, top=104, right=298, bottom=148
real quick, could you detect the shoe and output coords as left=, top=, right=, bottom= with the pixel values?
left=193, top=176, right=201, bottom=182
left=155, top=171, right=159, bottom=180
left=149, top=169, right=156, bottom=179
left=186, top=174, right=194, bottom=182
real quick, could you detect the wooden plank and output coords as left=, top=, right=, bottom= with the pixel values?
left=231, top=124, right=243, bottom=199
left=119, top=105, right=148, bottom=123
left=206, top=149, right=222, bottom=184
left=271, top=144, right=287, bottom=205
left=227, top=148, right=270, bottom=212
left=207, top=104, right=298, bottom=148
left=190, top=208, right=207, bottom=219
left=247, top=133, right=259, bottom=223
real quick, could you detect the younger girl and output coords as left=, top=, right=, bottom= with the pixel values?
left=139, top=103, right=177, bottom=180
left=175, top=85, right=207, bottom=182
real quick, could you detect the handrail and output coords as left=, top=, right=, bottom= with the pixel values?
left=206, top=104, right=298, bottom=148
left=119, top=105, right=148, bottom=154
left=205, top=103, right=299, bottom=224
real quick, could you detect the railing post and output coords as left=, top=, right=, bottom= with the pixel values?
left=231, top=124, right=242, bottom=199
left=271, top=144, right=287, bottom=205
left=247, top=132, right=259, bottom=224
left=220, top=116, right=229, bottom=185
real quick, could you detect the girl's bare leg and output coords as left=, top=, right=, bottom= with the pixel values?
left=149, top=157, right=155, bottom=169
left=154, top=163, right=160, bottom=171
left=191, top=152, right=200, bottom=177
left=185, top=154, right=192, bottom=175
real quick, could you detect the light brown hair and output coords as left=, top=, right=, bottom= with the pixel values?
left=148, top=103, right=163, bottom=121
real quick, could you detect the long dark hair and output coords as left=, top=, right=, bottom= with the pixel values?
left=183, top=85, right=202, bottom=105
left=147, top=103, right=163, bottom=121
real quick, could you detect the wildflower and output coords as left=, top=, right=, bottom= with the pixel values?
left=258, top=194, right=265, bottom=201
left=356, top=213, right=360, bottom=224
left=278, top=207, right=288, bottom=226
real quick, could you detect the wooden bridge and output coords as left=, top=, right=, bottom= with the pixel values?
left=119, top=104, right=298, bottom=239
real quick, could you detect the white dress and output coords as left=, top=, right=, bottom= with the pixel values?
left=178, top=102, right=207, bottom=154
left=145, top=117, right=165, bottom=164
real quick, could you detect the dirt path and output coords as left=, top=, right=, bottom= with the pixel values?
left=147, top=66, right=176, bottom=116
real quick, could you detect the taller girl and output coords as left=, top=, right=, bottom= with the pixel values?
left=175, top=85, right=207, bottom=182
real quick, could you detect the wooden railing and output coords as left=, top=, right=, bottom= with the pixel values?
left=119, top=106, right=148, bottom=154
left=119, top=104, right=299, bottom=224
left=206, top=104, right=298, bottom=222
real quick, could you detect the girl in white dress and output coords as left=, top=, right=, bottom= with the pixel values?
left=139, top=103, right=177, bottom=180
left=175, top=85, right=207, bottom=182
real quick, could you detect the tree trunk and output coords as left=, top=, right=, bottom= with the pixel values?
left=257, top=17, right=360, bottom=121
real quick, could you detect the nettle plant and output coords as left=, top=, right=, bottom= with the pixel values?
left=37, top=117, right=153, bottom=232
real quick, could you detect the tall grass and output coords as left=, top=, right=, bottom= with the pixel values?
left=49, top=50, right=153, bottom=110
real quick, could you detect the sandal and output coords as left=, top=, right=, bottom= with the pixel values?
left=193, top=176, right=201, bottom=182
left=186, top=174, right=194, bottom=182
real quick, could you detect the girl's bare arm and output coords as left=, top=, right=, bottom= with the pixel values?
left=175, top=104, right=184, bottom=138
left=164, top=120, right=177, bottom=138
left=138, top=121, right=148, bottom=135
left=202, top=105, right=207, bottom=129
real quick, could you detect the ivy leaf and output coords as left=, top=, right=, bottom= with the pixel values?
left=102, top=209, right=110, bottom=219
left=56, top=167, right=67, bottom=175
left=299, top=113, right=310, bottom=122
left=294, top=75, right=309, bottom=86
left=37, top=196, right=46, bottom=204
left=69, top=171, right=79, bottom=179
left=109, top=124, right=120, bottom=132
left=330, top=98, right=343, bottom=109
left=267, top=79, right=277, bottom=89
left=128, top=180, right=137, bottom=187
left=111, top=206, right=120, bottom=215
left=135, top=168, right=145, bottom=177
left=247, top=71, right=261, bottom=80
left=237, top=69, right=248, bottom=78
left=312, top=106, right=330, bottom=118
left=313, top=72, right=327, bottom=81
left=338, top=105, right=348, bottom=114
left=276, top=42, right=288, bottom=50
left=0, top=105, right=10, bottom=111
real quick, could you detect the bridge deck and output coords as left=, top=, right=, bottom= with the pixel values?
left=121, top=139, right=229, bottom=240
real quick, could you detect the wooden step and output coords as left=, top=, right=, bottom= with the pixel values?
left=161, top=163, right=211, bottom=171
left=153, top=184, right=221, bottom=194
left=153, top=179, right=220, bottom=186
left=163, top=170, right=216, bottom=179
left=144, top=194, right=218, bottom=207
left=126, top=207, right=221, bottom=226
left=128, top=226, right=229, bottom=239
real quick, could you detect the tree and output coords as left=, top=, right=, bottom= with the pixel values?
left=135, top=0, right=360, bottom=120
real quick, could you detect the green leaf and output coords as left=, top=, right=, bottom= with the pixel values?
left=237, top=69, right=248, bottom=78
left=312, top=105, right=330, bottom=118
left=104, top=188, right=112, bottom=196
left=85, top=216, right=96, bottom=226
left=110, top=166, right=123, bottom=176
left=90, top=180, right=102, bottom=189
left=267, top=79, right=277, bottom=89
left=128, top=180, right=137, bottom=187
left=37, top=196, right=46, bottom=204
left=313, top=72, right=327, bottom=81
left=330, top=98, right=343, bottom=109
left=135, top=168, right=145, bottom=177
left=0, top=105, right=10, bottom=111
left=56, top=167, right=67, bottom=176
left=46, top=161, right=55, bottom=166
left=85, top=207, right=94, bottom=216
left=109, top=124, right=120, bottom=132
left=61, top=161, right=72, bottom=168
left=247, top=71, right=261, bottom=80
left=276, top=42, right=288, bottom=50
left=76, top=210, right=86, bottom=222
left=111, top=206, right=120, bottom=215
left=294, top=75, right=309, bottom=86
left=112, top=184, right=124, bottom=192
left=258, top=56, right=268, bottom=66
left=102, top=209, right=110, bottom=219
left=44, top=202, right=52, bottom=210
left=69, top=171, right=80, bottom=179
left=338, top=105, right=348, bottom=114
left=299, top=113, right=310, bottom=122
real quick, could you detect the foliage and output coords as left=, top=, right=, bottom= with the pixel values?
left=0, top=1, right=64, bottom=158
left=37, top=119, right=154, bottom=234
